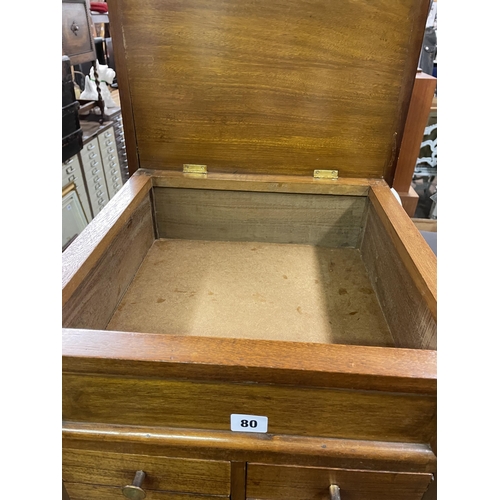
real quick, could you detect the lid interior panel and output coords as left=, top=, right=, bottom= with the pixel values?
left=114, top=0, right=428, bottom=177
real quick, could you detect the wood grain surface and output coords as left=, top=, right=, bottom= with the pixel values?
left=62, top=172, right=152, bottom=306
left=367, top=184, right=437, bottom=323
left=106, top=0, right=428, bottom=178
left=154, top=188, right=367, bottom=248
left=62, top=371, right=436, bottom=444
left=63, top=448, right=230, bottom=495
left=106, top=240, right=394, bottom=346
left=393, top=73, right=437, bottom=192
left=361, top=203, right=436, bottom=349
left=106, top=0, right=140, bottom=175
left=62, top=329, right=436, bottom=394
left=64, top=483, right=226, bottom=500
left=63, top=194, right=155, bottom=329
left=149, top=170, right=376, bottom=196
left=246, top=463, right=432, bottom=500
left=62, top=423, right=437, bottom=473
left=230, top=462, right=246, bottom=500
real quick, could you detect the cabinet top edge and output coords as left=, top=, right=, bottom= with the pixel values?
left=62, top=328, right=436, bottom=394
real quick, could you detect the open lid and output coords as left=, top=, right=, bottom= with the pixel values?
left=109, top=0, right=429, bottom=180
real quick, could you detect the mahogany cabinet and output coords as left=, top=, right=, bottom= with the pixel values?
left=62, top=0, right=437, bottom=498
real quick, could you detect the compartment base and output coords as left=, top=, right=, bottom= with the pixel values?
left=107, top=239, right=394, bottom=346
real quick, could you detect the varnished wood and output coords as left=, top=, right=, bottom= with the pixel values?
left=154, top=188, right=367, bottom=248
left=62, top=423, right=436, bottom=474
left=107, top=0, right=429, bottom=178
left=246, top=463, right=433, bottom=500
left=62, top=371, right=436, bottom=444
left=62, top=0, right=437, bottom=495
left=399, top=185, right=420, bottom=218
left=64, top=483, right=226, bottom=500
left=230, top=462, right=246, bottom=500
left=106, top=0, right=140, bottom=175
left=361, top=203, right=436, bottom=350
left=62, top=194, right=155, bottom=329
left=368, top=184, right=437, bottom=322
left=62, top=329, right=436, bottom=394
left=62, top=173, right=152, bottom=306
left=148, top=170, right=375, bottom=196
left=63, top=449, right=231, bottom=495
left=393, top=73, right=437, bottom=193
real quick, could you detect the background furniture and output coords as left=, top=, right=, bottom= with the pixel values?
left=62, top=120, right=124, bottom=249
left=392, top=71, right=437, bottom=217
left=63, top=0, right=437, bottom=498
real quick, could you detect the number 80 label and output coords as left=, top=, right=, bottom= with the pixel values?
left=230, top=414, right=268, bottom=433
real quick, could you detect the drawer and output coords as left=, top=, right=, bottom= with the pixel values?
left=62, top=157, right=92, bottom=222
left=98, top=127, right=117, bottom=150
left=62, top=0, right=95, bottom=65
left=62, top=449, right=231, bottom=497
left=62, top=156, right=79, bottom=180
left=64, top=482, right=220, bottom=500
left=246, top=463, right=433, bottom=500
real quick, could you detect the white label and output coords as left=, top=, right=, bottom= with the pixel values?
left=230, top=414, right=268, bottom=433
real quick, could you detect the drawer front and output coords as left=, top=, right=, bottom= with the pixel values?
left=246, top=463, right=432, bottom=500
left=62, top=156, right=92, bottom=222
left=80, top=138, right=102, bottom=167
left=64, top=482, right=221, bottom=499
left=79, top=140, right=110, bottom=214
left=62, top=0, right=95, bottom=65
left=97, top=127, right=124, bottom=197
left=62, top=449, right=231, bottom=497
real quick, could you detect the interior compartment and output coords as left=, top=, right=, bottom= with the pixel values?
left=107, top=239, right=393, bottom=345
left=63, top=181, right=436, bottom=350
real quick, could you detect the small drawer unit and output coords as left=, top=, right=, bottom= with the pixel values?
left=97, top=126, right=124, bottom=198
left=79, top=137, right=110, bottom=217
left=106, top=107, right=129, bottom=183
left=62, top=155, right=92, bottom=223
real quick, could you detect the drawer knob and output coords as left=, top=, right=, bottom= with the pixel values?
left=329, top=485, right=341, bottom=500
left=70, top=21, right=79, bottom=35
left=122, top=470, right=146, bottom=500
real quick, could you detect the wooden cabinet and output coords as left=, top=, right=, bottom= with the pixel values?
left=62, top=0, right=96, bottom=65
left=246, top=463, right=433, bottom=500
left=62, top=0, right=436, bottom=498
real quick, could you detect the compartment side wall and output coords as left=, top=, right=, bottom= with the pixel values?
left=62, top=195, right=155, bottom=330
left=360, top=204, right=436, bottom=350
left=154, top=187, right=367, bottom=248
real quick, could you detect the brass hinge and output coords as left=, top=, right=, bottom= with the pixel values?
left=313, top=169, right=339, bottom=180
left=183, top=164, right=207, bottom=175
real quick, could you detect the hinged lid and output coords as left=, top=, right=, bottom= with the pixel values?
left=109, top=0, right=429, bottom=180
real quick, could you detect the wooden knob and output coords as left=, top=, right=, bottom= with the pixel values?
left=329, top=484, right=341, bottom=500
left=122, top=471, right=147, bottom=500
